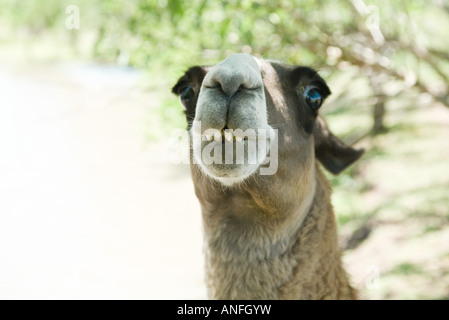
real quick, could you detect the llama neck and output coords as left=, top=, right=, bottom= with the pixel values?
left=278, top=168, right=356, bottom=299
left=199, top=166, right=355, bottom=299
left=199, top=164, right=317, bottom=263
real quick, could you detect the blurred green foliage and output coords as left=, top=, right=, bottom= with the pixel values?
left=1, top=0, right=448, bottom=133
left=1, top=1, right=448, bottom=72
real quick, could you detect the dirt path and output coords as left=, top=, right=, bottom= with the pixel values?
left=0, top=62, right=205, bottom=299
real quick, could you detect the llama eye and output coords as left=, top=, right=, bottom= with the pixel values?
left=179, top=85, right=194, bottom=105
left=303, top=85, right=323, bottom=111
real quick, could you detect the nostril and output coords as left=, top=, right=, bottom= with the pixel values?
left=204, top=80, right=223, bottom=92
left=205, top=72, right=251, bottom=98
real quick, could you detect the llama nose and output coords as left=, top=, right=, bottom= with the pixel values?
left=208, top=69, right=246, bottom=99
left=196, top=53, right=263, bottom=131
left=202, top=53, right=262, bottom=100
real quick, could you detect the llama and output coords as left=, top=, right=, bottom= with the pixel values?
left=172, top=53, right=363, bottom=299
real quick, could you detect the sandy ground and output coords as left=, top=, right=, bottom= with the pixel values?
left=0, top=62, right=206, bottom=299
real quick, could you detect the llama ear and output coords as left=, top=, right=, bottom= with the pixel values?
left=313, top=116, right=364, bottom=175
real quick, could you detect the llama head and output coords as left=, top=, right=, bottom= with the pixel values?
left=172, top=53, right=363, bottom=186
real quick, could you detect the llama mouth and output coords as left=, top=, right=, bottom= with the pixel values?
left=202, top=129, right=251, bottom=143
left=191, top=126, right=275, bottom=184
left=192, top=125, right=267, bottom=143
